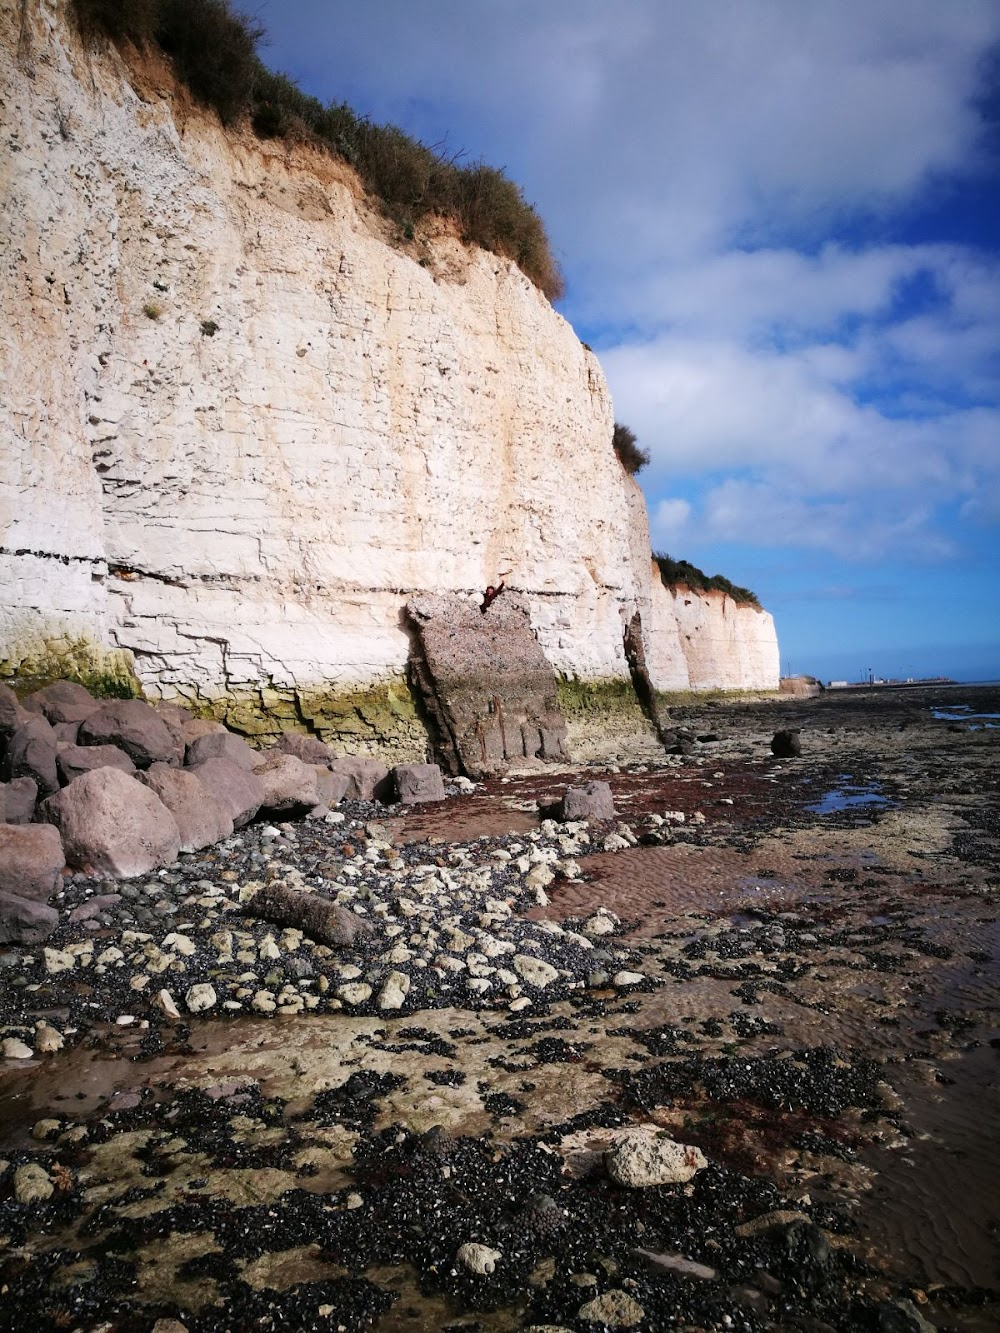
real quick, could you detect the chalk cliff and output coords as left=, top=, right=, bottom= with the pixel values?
left=0, top=0, right=779, bottom=756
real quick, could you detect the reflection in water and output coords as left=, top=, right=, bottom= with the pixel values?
left=806, top=782, right=894, bottom=814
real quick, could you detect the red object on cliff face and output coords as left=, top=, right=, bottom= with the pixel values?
left=480, top=580, right=506, bottom=614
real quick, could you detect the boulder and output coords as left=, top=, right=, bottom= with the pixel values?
left=138, top=763, right=234, bottom=852
left=244, top=883, right=373, bottom=947
left=155, top=702, right=194, bottom=727
left=1, top=716, right=60, bottom=795
left=78, top=700, right=183, bottom=768
left=0, top=823, right=65, bottom=901
left=771, top=728, right=802, bottom=758
left=0, top=891, right=59, bottom=945
left=41, top=766, right=181, bottom=878
left=392, top=762, right=446, bottom=804
left=186, top=730, right=259, bottom=770
left=57, top=743, right=137, bottom=786
left=559, top=780, right=616, bottom=822
left=188, top=757, right=264, bottom=828
left=251, top=751, right=321, bottom=813
left=605, top=1128, right=707, bottom=1187
left=180, top=716, right=227, bottom=743
left=312, top=766, right=350, bottom=808
left=51, top=721, right=80, bottom=744
left=327, top=756, right=390, bottom=801
left=0, top=682, right=27, bottom=739
left=274, top=731, right=336, bottom=765
left=21, top=680, right=100, bottom=725
left=1, top=776, right=38, bottom=824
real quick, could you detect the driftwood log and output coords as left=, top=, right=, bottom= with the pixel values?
left=245, top=883, right=373, bottom=947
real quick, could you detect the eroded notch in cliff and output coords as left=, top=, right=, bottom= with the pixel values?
left=404, top=594, right=569, bottom=779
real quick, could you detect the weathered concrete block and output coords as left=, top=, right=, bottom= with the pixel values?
left=405, top=594, right=569, bottom=779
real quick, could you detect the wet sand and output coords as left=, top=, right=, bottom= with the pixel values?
left=1, top=684, right=997, bottom=1331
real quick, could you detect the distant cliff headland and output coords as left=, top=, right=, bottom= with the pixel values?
left=0, top=0, right=780, bottom=763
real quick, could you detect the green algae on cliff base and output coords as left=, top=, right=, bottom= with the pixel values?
left=186, top=679, right=427, bottom=758
left=0, top=636, right=141, bottom=699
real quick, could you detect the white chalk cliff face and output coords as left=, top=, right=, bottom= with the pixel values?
left=0, top=0, right=779, bottom=746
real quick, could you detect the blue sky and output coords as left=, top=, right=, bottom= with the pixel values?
left=255, top=1, right=1000, bottom=683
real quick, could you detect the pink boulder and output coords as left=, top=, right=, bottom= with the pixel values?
left=41, top=766, right=181, bottom=878
left=21, top=680, right=100, bottom=725
left=327, top=756, right=390, bottom=801
left=251, top=751, right=321, bottom=813
left=186, top=731, right=259, bottom=771
left=57, top=743, right=137, bottom=786
left=188, top=757, right=264, bottom=828
left=138, top=763, right=234, bottom=852
left=78, top=700, right=183, bottom=768
left=0, top=823, right=65, bottom=901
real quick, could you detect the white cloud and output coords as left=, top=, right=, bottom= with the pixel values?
left=650, top=497, right=692, bottom=546
left=262, top=1, right=1000, bottom=565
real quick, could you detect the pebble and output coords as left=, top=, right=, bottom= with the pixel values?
left=605, top=1128, right=708, bottom=1187
left=577, top=1290, right=645, bottom=1326
left=185, top=983, right=218, bottom=1013
left=13, top=1163, right=54, bottom=1203
left=456, top=1242, right=502, bottom=1275
left=1, top=1037, right=33, bottom=1059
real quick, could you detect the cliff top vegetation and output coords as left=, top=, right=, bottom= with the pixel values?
left=72, top=0, right=563, bottom=299
left=653, top=553, right=761, bottom=607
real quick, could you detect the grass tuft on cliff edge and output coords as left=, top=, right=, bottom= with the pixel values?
left=653, top=552, right=761, bottom=607
left=72, top=0, right=564, bottom=300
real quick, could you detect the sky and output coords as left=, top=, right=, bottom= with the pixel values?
left=255, top=1, right=1000, bottom=684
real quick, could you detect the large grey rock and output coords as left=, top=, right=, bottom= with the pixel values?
left=186, top=730, right=259, bottom=770
left=0, top=891, right=59, bottom=945
left=605, top=1128, right=707, bottom=1187
left=51, top=720, right=80, bottom=745
left=251, top=751, right=321, bottom=813
left=560, top=780, right=616, bottom=822
left=21, top=680, right=100, bottom=725
left=0, top=682, right=27, bottom=739
left=57, top=743, right=137, bottom=786
left=393, top=762, right=446, bottom=804
left=188, top=757, right=264, bottom=828
left=0, top=776, right=38, bottom=824
left=1, top=716, right=60, bottom=796
left=245, top=883, right=373, bottom=947
left=41, top=766, right=181, bottom=878
left=0, top=823, right=64, bottom=901
left=78, top=700, right=183, bottom=768
left=138, top=763, right=234, bottom=852
left=327, top=756, right=390, bottom=801
left=405, top=593, right=568, bottom=778
left=274, top=731, right=336, bottom=765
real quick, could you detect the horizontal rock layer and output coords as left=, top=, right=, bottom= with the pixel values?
left=0, top=1, right=779, bottom=751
